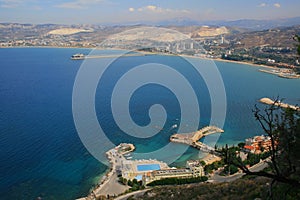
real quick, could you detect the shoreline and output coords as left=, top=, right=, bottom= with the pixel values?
left=1, top=46, right=289, bottom=71
left=213, top=58, right=277, bottom=70
left=2, top=46, right=297, bottom=199
left=78, top=143, right=135, bottom=200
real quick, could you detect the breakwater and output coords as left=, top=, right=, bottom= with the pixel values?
left=259, top=97, right=300, bottom=111
left=170, top=126, right=224, bottom=154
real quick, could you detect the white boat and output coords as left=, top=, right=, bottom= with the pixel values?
left=71, top=53, right=85, bottom=60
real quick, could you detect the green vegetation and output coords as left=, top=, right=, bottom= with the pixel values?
left=295, top=35, right=300, bottom=57
left=118, top=177, right=145, bottom=193
left=221, top=164, right=239, bottom=175
left=118, top=176, right=128, bottom=185
left=219, top=101, right=300, bottom=199
left=243, top=153, right=260, bottom=166
left=147, top=176, right=208, bottom=186
left=204, top=160, right=225, bottom=174
left=127, top=179, right=145, bottom=192
left=137, top=177, right=270, bottom=200
left=294, top=34, right=300, bottom=74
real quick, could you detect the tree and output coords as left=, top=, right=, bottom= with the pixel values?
left=238, top=142, right=245, bottom=149
left=294, top=35, right=300, bottom=57
left=220, top=99, right=300, bottom=198
left=294, top=34, right=300, bottom=74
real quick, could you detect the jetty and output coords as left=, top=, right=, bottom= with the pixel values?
left=259, top=69, right=300, bottom=79
left=80, top=143, right=135, bottom=200
left=71, top=53, right=149, bottom=60
left=259, top=98, right=300, bottom=111
left=170, top=126, right=224, bottom=154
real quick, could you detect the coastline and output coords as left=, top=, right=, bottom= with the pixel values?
left=1, top=46, right=286, bottom=71
left=78, top=144, right=135, bottom=200
left=213, top=58, right=277, bottom=70
left=2, top=46, right=297, bottom=199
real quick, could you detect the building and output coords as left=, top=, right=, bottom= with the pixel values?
left=244, top=135, right=273, bottom=154
left=186, top=160, right=205, bottom=177
left=147, top=160, right=204, bottom=183
left=151, top=168, right=193, bottom=180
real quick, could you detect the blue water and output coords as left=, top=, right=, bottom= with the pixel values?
left=137, top=164, right=161, bottom=171
left=0, top=48, right=299, bottom=199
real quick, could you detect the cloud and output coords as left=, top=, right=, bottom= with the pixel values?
left=133, top=5, right=189, bottom=14
left=128, top=7, right=134, bottom=12
left=0, top=0, right=25, bottom=8
left=258, top=3, right=267, bottom=7
left=56, top=0, right=104, bottom=9
left=274, top=3, right=281, bottom=8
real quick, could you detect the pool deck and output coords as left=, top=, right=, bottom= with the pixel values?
left=121, top=159, right=169, bottom=180
left=137, top=163, right=161, bottom=171
left=79, top=143, right=135, bottom=199
left=78, top=143, right=169, bottom=199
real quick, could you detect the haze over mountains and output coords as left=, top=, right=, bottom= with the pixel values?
left=115, top=16, right=300, bottom=31
left=2, top=16, right=300, bottom=31
left=1, top=16, right=300, bottom=69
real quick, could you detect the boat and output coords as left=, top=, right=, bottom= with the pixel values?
left=71, top=53, right=85, bottom=60
left=172, top=124, right=178, bottom=129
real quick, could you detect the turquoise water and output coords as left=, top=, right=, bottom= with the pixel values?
left=137, top=164, right=161, bottom=171
left=0, top=48, right=299, bottom=199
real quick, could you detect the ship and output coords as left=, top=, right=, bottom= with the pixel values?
left=71, top=53, right=85, bottom=60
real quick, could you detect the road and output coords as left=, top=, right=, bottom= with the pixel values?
left=210, top=159, right=269, bottom=182
left=114, top=189, right=150, bottom=200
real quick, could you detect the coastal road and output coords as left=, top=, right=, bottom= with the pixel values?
left=210, top=159, right=269, bottom=183
left=114, top=189, right=150, bottom=200
left=95, top=173, right=130, bottom=197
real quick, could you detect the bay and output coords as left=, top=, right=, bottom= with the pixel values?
left=0, top=48, right=299, bottom=199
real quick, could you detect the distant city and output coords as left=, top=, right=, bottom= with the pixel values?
left=1, top=20, right=300, bottom=71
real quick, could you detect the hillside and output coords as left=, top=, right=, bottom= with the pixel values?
left=191, top=26, right=229, bottom=37
left=127, top=176, right=271, bottom=200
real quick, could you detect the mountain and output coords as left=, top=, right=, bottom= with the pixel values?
left=150, top=17, right=300, bottom=31
left=212, top=17, right=300, bottom=30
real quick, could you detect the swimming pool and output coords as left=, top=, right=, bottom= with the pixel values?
left=137, top=164, right=161, bottom=171
left=135, top=175, right=143, bottom=181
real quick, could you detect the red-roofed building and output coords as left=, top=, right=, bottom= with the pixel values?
left=244, top=135, right=274, bottom=154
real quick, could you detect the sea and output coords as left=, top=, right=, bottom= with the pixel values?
left=0, top=48, right=299, bottom=200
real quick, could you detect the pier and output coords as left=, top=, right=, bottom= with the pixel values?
left=170, top=126, right=224, bottom=155
left=71, top=53, right=150, bottom=60
left=259, top=69, right=300, bottom=79
left=259, top=97, right=300, bottom=111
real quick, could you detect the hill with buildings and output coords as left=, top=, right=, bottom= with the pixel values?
left=0, top=22, right=299, bottom=70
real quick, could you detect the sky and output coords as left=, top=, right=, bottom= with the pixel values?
left=0, top=0, right=300, bottom=24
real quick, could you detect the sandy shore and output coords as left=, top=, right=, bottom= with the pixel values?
left=93, top=173, right=129, bottom=198
left=77, top=144, right=135, bottom=200
left=202, top=154, right=222, bottom=165
left=213, top=58, right=277, bottom=70
left=2, top=46, right=283, bottom=71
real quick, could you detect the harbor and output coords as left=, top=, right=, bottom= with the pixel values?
left=78, top=141, right=209, bottom=200
left=170, top=126, right=224, bottom=154
left=259, top=68, right=300, bottom=79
